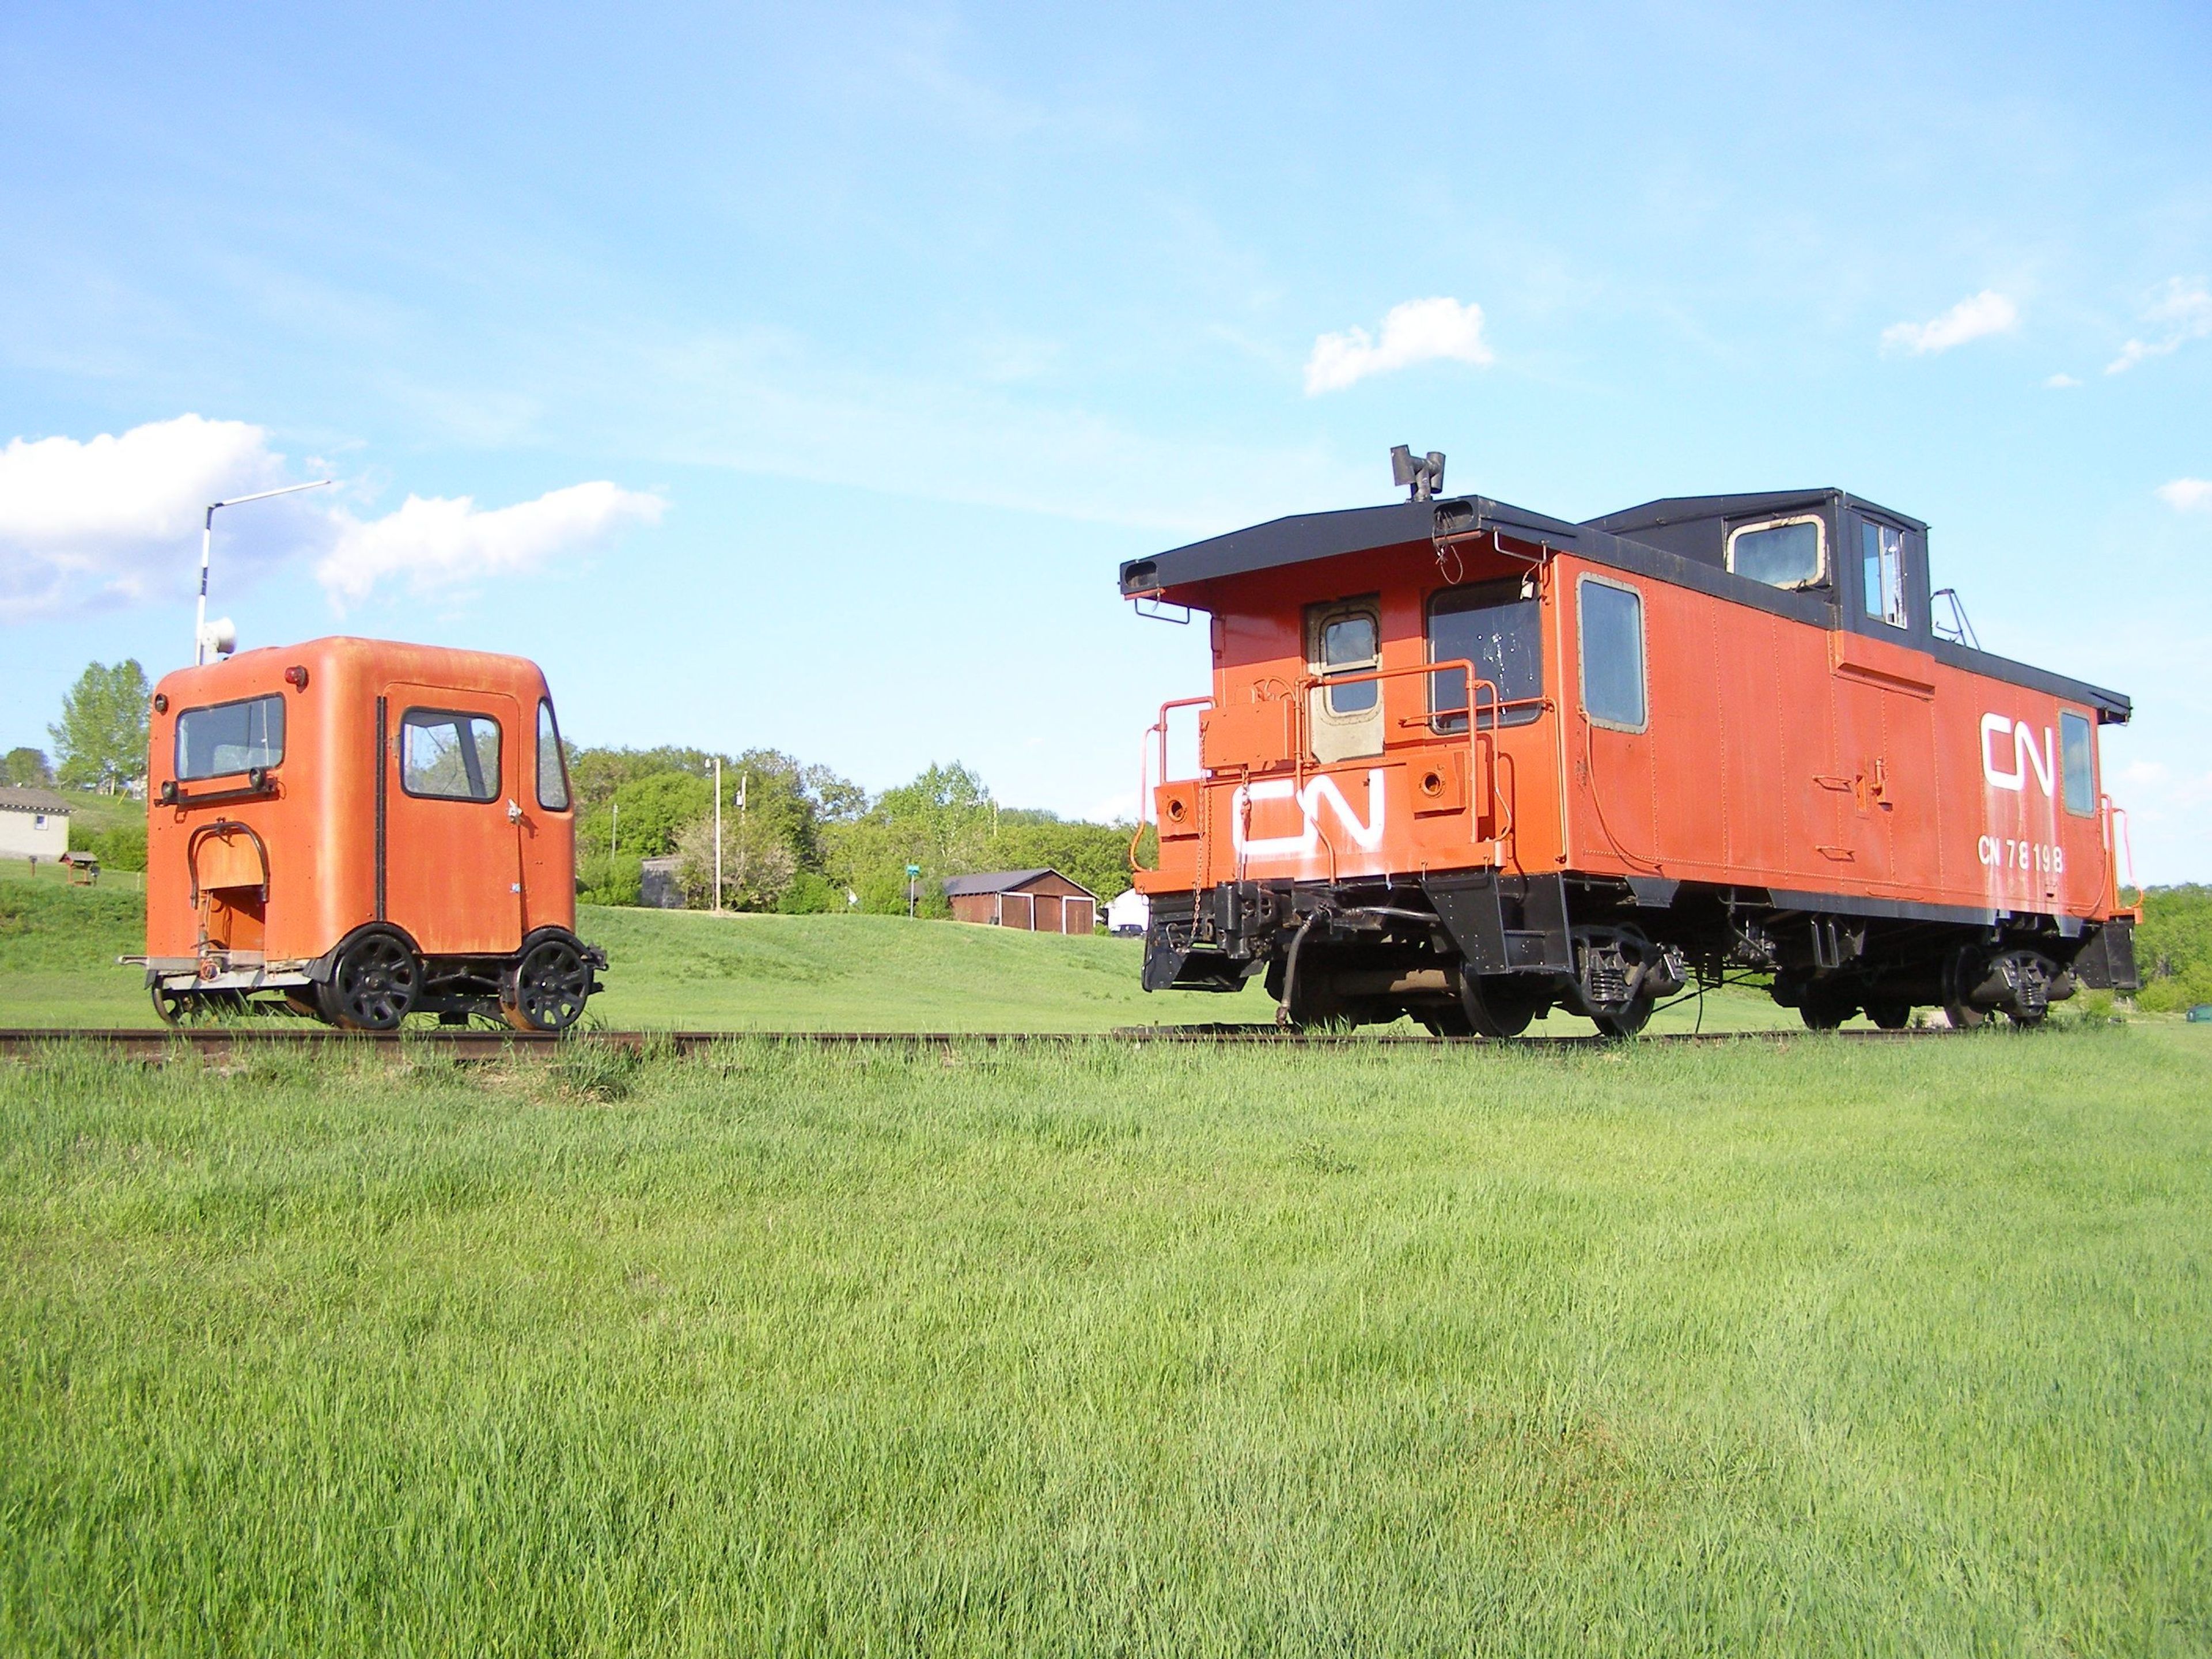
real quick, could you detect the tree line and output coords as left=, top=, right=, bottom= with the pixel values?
left=570, top=748, right=1143, bottom=916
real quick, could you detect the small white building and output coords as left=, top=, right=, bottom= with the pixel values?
left=1106, top=888, right=1150, bottom=937
left=0, top=787, right=72, bottom=862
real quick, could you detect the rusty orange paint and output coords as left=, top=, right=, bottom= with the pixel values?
left=1135, top=537, right=2124, bottom=924
left=145, top=636, right=575, bottom=971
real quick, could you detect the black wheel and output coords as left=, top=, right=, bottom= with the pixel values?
left=505, top=935, right=593, bottom=1032
left=151, top=985, right=252, bottom=1025
left=317, top=930, right=421, bottom=1031
left=1591, top=992, right=1654, bottom=1039
left=1419, top=1004, right=1474, bottom=1038
left=1462, top=974, right=1541, bottom=1039
left=1799, top=988, right=1856, bottom=1031
left=1942, top=948, right=1989, bottom=1030
left=1866, top=997, right=1912, bottom=1031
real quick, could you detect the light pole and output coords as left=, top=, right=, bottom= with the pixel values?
left=197, top=479, right=335, bottom=665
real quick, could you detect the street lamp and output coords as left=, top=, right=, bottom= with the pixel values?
left=196, top=478, right=335, bottom=665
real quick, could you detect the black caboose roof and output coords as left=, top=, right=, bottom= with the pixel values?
left=1119, top=488, right=2128, bottom=723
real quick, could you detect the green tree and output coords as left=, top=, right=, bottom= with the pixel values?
left=50, top=661, right=151, bottom=794
left=2134, top=885, right=2212, bottom=1013
left=2, top=747, right=52, bottom=787
left=606, top=771, right=713, bottom=858
left=989, top=812, right=1135, bottom=905
left=823, top=762, right=995, bottom=914
left=566, top=745, right=863, bottom=904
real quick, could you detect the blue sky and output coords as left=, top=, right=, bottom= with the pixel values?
left=4, top=1, right=2207, bottom=878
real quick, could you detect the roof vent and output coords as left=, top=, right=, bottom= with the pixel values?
left=1391, top=445, right=1445, bottom=502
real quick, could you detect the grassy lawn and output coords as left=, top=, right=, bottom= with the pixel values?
left=2, top=868, right=1802, bottom=1034
left=3, top=1027, right=2208, bottom=1654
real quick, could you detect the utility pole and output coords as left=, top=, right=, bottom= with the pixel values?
left=610, top=802, right=619, bottom=861
left=196, top=479, right=334, bottom=665
left=713, top=757, right=724, bottom=914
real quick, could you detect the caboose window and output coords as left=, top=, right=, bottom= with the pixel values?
left=1316, top=608, right=1380, bottom=714
left=1726, top=516, right=1825, bottom=589
left=400, top=709, right=503, bottom=802
left=1861, top=521, right=1907, bottom=628
left=1428, top=581, right=1543, bottom=730
left=536, top=700, right=571, bottom=811
left=175, top=694, right=285, bottom=781
left=1578, top=577, right=1647, bottom=732
left=2061, top=710, right=2095, bottom=817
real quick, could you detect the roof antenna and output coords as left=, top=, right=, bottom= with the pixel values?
left=1390, top=444, right=1445, bottom=502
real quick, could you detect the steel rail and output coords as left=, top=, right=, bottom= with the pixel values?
left=0, top=1025, right=1951, bottom=1061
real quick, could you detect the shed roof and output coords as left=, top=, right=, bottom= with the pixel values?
left=0, top=786, right=71, bottom=815
left=942, top=868, right=1099, bottom=900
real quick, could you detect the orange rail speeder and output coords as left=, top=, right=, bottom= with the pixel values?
left=1121, top=462, right=2139, bottom=1034
left=137, top=635, right=604, bottom=1030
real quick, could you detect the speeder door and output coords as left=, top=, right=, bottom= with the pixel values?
left=381, top=685, right=524, bottom=956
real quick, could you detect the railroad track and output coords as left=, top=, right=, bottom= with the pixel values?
left=0, top=1025, right=1947, bottom=1060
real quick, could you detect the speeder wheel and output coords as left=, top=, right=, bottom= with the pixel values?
left=505, top=937, right=592, bottom=1033
left=150, top=984, right=197, bottom=1026
left=319, top=931, right=421, bottom=1031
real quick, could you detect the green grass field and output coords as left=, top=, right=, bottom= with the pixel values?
left=0, top=866, right=1801, bottom=1035
left=3, top=1027, right=2209, bottom=1654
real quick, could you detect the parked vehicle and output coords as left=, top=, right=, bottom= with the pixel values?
left=135, top=636, right=604, bottom=1029
left=1122, top=471, right=2140, bottom=1033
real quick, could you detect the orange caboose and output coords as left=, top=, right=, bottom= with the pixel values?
left=1122, top=471, right=2139, bottom=1033
left=138, top=636, right=604, bottom=1030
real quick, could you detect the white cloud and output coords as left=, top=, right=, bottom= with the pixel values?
left=1880, top=290, right=2020, bottom=355
left=1304, top=297, right=1494, bottom=395
left=2107, top=278, right=2212, bottom=374
left=0, top=415, right=297, bottom=620
left=2156, top=478, right=2212, bottom=513
left=0, top=413, right=665, bottom=622
left=2045, top=372, right=2081, bottom=388
left=316, top=482, right=665, bottom=604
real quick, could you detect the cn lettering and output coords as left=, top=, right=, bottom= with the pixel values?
left=1232, top=769, right=1387, bottom=859
left=1980, top=713, right=2055, bottom=797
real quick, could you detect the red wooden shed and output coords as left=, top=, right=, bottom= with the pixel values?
left=944, top=869, right=1099, bottom=934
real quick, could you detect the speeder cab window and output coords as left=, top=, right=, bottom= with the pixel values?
left=536, top=700, right=570, bottom=810
left=1726, top=517, right=1824, bottom=589
left=1318, top=611, right=1379, bottom=714
left=1429, top=580, right=1542, bottom=730
left=402, top=709, right=502, bottom=802
left=176, top=694, right=286, bottom=781
left=2061, top=710, right=2095, bottom=817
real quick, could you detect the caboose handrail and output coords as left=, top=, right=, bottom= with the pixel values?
left=1129, top=695, right=1215, bottom=873
left=1290, top=657, right=1503, bottom=847
left=2100, top=794, right=2138, bottom=919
